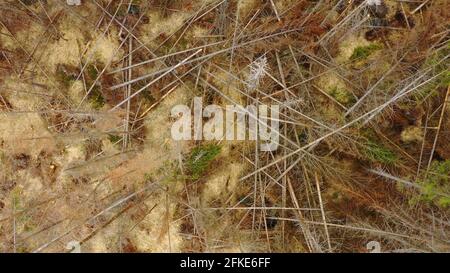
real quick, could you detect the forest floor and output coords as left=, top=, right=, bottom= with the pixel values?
left=0, top=0, right=449, bottom=253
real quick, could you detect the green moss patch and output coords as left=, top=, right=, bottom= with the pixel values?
left=186, top=144, right=221, bottom=180
left=416, top=160, right=450, bottom=208
left=349, top=43, right=382, bottom=61
left=364, top=140, right=397, bottom=165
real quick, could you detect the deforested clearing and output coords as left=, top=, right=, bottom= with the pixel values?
left=0, top=0, right=449, bottom=253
